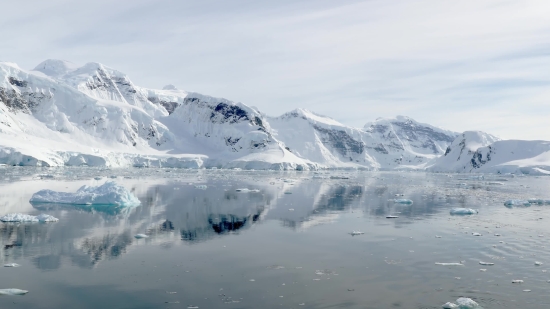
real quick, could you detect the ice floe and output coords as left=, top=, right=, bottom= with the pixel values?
left=504, top=200, right=531, bottom=207
left=0, top=213, right=58, bottom=222
left=394, top=199, right=413, bottom=204
left=435, top=262, right=464, bottom=266
left=235, top=188, right=260, bottom=193
left=450, top=208, right=478, bottom=215
left=29, top=181, right=140, bottom=206
left=3, top=263, right=20, bottom=267
left=350, top=231, right=364, bottom=236
left=442, top=297, right=483, bottom=309
left=0, top=288, right=28, bottom=295
left=134, top=234, right=149, bottom=239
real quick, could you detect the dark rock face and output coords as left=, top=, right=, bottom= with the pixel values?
left=313, top=125, right=365, bottom=157
left=0, top=86, right=51, bottom=114
left=211, top=102, right=249, bottom=124
left=8, top=77, right=27, bottom=87
left=159, top=101, right=178, bottom=115
left=470, top=146, right=493, bottom=169
left=392, top=121, right=455, bottom=143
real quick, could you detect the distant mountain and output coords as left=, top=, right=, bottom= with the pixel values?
left=1, top=59, right=549, bottom=173
left=430, top=131, right=550, bottom=174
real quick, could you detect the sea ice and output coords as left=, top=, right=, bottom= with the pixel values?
left=450, top=208, right=478, bottom=215
left=29, top=181, right=141, bottom=206
left=435, top=262, right=464, bottom=266
left=479, top=261, right=494, bottom=266
left=0, top=213, right=58, bottom=222
left=504, top=200, right=531, bottom=207
left=442, top=302, right=459, bottom=308
left=134, top=234, right=148, bottom=239
left=350, top=231, right=364, bottom=236
left=0, top=288, right=28, bottom=295
left=456, top=297, right=483, bottom=309
left=235, top=188, right=260, bottom=193
left=394, top=199, right=413, bottom=204
left=3, top=263, right=20, bottom=267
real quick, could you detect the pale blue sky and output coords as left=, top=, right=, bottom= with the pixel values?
left=2, top=0, right=550, bottom=139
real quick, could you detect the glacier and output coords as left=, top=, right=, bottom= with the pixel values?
left=1, top=59, right=550, bottom=173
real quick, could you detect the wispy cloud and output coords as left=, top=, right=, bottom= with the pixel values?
left=2, top=0, right=550, bottom=139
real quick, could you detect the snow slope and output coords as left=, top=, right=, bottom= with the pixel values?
left=268, top=110, right=458, bottom=169
left=430, top=131, right=550, bottom=174
left=1, top=59, right=549, bottom=172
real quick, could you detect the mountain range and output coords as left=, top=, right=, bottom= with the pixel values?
left=1, top=59, right=549, bottom=174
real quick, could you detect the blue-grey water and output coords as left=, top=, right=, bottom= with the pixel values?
left=1, top=168, right=550, bottom=308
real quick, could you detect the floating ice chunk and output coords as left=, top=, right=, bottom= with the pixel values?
left=504, top=200, right=531, bottom=207
left=456, top=297, right=483, bottom=309
left=195, top=185, right=207, bottom=190
left=512, top=280, right=524, bottom=283
left=535, top=261, right=543, bottom=266
left=479, top=261, right=494, bottom=266
left=450, top=208, right=478, bottom=215
left=134, top=234, right=148, bottom=239
left=442, top=302, right=459, bottom=309
left=235, top=188, right=259, bottom=193
left=386, top=215, right=399, bottom=219
left=472, top=232, right=482, bottom=236
left=36, top=214, right=59, bottom=222
left=0, top=288, right=28, bottom=295
left=0, top=213, right=58, bottom=222
left=30, top=181, right=140, bottom=206
left=350, top=231, right=364, bottom=236
left=394, top=199, right=413, bottom=204
left=435, top=262, right=464, bottom=266
left=3, top=263, right=20, bottom=267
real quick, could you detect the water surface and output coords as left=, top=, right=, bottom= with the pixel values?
left=1, top=168, right=549, bottom=308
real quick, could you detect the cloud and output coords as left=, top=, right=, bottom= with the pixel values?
left=2, top=0, right=550, bottom=139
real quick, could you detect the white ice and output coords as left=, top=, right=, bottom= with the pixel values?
left=30, top=181, right=140, bottom=206
left=134, top=234, right=148, bottom=239
left=394, top=199, right=413, bottom=204
left=450, top=208, right=478, bottom=215
left=0, top=289, right=28, bottom=295
left=0, top=213, right=58, bottom=222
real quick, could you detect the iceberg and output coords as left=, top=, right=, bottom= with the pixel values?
left=442, top=297, right=483, bottom=309
left=450, top=208, right=478, bottom=215
left=394, top=199, right=413, bottom=204
left=504, top=200, right=531, bottom=207
left=0, top=213, right=58, bottom=222
left=0, top=288, right=28, bottom=295
left=29, top=181, right=140, bottom=206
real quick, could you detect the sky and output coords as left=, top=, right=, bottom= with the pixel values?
left=2, top=0, right=550, bottom=140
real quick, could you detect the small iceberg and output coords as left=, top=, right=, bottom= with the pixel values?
left=0, top=288, right=28, bottom=295
left=0, top=213, right=58, bottom=222
left=435, top=262, right=464, bottom=266
left=350, top=231, right=364, bottom=236
left=504, top=200, right=531, bottom=207
left=30, top=181, right=140, bottom=206
left=450, top=208, right=478, bottom=215
left=235, top=188, right=260, bottom=193
left=443, top=297, right=484, bottom=309
left=134, top=234, right=148, bottom=239
left=394, top=199, right=413, bottom=204
left=3, top=263, right=20, bottom=267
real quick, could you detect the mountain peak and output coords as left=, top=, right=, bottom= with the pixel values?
left=162, top=84, right=178, bottom=91
left=33, top=59, right=78, bottom=77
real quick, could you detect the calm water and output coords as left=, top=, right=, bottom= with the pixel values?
left=1, top=168, right=550, bottom=308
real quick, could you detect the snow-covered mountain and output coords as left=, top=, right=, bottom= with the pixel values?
left=430, top=131, right=550, bottom=174
left=1, top=59, right=549, bottom=173
left=268, top=110, right=458, bottom=169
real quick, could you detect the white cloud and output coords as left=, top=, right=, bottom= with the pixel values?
left=2, top=0, right=550, bottom=139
